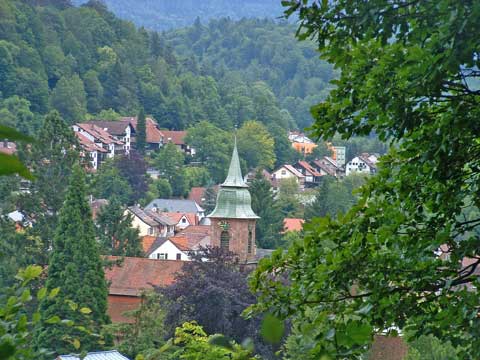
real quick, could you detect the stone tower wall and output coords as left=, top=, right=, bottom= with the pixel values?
left=210, top=218, right=257, bottom=263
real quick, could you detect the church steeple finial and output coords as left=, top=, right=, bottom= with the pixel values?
left=222, top=134, right=248, bottom=188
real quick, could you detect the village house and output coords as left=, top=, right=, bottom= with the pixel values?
left=73, top=123, right=125, bottom=169
left=123, top=116, right=164, bottom=151
left=145, top=199, right=206, bottom=220
left=346, top=153, right=378, bottom=176
left=293, top=160, right=323, bottom=187
left=312, top=156, right=345, bottom=178
left=288, top=131, right=317, bottom=154
left=160, top=212, right=198, bottom=230
left=105, top=256, right=183, bottom=323
left=87, top=120, right=135, bottom=153
left=162, top=130, right=195, bottom=156
left=57, top=350, right=130, bottom=360
left=0, top=140, right=16, bottom=155
left=271, top=164, right=305, bottom=191
left=126, top=206, right=176, bottom=237
left=146, top=236, right=191, bottom=261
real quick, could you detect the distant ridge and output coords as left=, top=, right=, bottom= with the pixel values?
left=71, top=0, right=285, bottom=30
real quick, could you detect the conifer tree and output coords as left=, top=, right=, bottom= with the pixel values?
left=136, top=107, right=147, bottom=154
left=249, top=171, right=284, bottom=249
left=202, top=185, right=217, bottom=214
left=96, top=196, right=142, bottom=257
left=18, top=110, right=78, bottom=265
left=35, top=165, right=110, bottom=355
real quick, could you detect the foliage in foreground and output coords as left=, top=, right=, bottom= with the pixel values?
left=250, top=0, right=480, bottom=359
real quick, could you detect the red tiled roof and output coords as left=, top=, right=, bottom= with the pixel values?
left=162, top=130, right=187, bottom=146
left=0, top=141, right=16, bottom=155
left=283, top=218, right=304, bottom=232
left=87, top=120, right=131, bottom=136
left=313, top=158, right=337, bottom=177
left=188, top=187, right=206, bottom=205
left=160, top=212, right=198, bottom=226
left=76, top=123, right=123, bottom=145
left=141, top=235, right=157, bottom=253
left=75, top=132, right=108, bottom=153
left=169, top=236, right=191, bottom=251
left=283, top=164, right=305, bottom=178
left=176, top=225, right=211, bottom=249
left=105, top=256, right=183, bottom=297
left=297, top=161, right=323, bottom=177
left=126, top=117, right=164, bottom=144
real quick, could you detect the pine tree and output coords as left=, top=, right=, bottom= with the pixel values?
left=304, top=176, right=333, bottom=221
left=136, top=107, right=147, bottom=154
left=18, top=111, right=78, bottom=265
left=202, top=185, right=217, bottom=214
left=249, top=171, right=284, bottom=249
left=96, top=196, right=142, bottom=257
left=35, top=165, right=110, bottom=355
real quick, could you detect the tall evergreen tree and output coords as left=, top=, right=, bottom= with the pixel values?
left=18, top=111, right=78, bottom=265
left=249, top=171, right=284, bottom=249
left=136, top=108, right=147, bottom=155
left=201, top=185, right=217, bottom=214
left=96, top=196, right=142, bottom=256
left=35, top=165, right=110, bottom=355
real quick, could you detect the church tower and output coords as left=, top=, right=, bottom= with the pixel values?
left=208, top=138, right=259, bottom=263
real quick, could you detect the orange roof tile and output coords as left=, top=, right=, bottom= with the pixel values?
left=105, top=256, right=183, bottom=296
left=160, top=212, right=198, bottom=226
left=126, top=117, right=164, bottom=144
left=162, top=130, right=187, bottom=145
left=283, top=218, right=304, bottom=232
left=75, top=132, right=108, bottom=153
left=141, top=235, right=157, bottom=253
left=169, top=236, right=191, bottom=251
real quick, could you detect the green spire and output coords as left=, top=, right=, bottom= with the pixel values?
left=222, top=137, right=248, bottom=188
left=208, top=136, right=259, bottom=219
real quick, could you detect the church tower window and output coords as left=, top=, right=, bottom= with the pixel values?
left=248, top=227, right=253, bottom=254
left=220, top=231, right=230, bottom=250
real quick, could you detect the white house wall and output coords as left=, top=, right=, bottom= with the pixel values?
left=149, top=240, right=190, bottom=261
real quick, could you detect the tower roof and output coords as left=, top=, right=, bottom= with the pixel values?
left=222, top=138, right=248, bottom=188
left=208, top=137, right=259, bottom=219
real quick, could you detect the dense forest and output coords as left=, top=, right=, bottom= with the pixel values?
left=0, top=0, right=333, bottom=136
left=166, top=18, right=336, bottom=130
left=71, top=0, right=285, bottom=30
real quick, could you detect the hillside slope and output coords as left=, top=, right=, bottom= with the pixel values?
left=71, top=0, right=285, bottom=30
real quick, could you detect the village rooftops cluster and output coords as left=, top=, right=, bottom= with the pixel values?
left=72, top=116, right=193, bottom=170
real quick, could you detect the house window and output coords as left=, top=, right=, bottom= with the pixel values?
left=281, top=170, right=286, bottom=175
left=176, top=253, right=181, bottom=260
left=181, top=218, right=187, bottom=223
left=247, top=228, right=253, bottom=254
left=148, top=227, right=154, bottom=235
left=157, top=253, right=167, bottom=260
left=220, top=231, right=230, bottom=250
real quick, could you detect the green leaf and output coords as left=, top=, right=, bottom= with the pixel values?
left=37, top=288, right=47, bottom=301
left=0, top=125, right=33, bottom=142
left=0, top=153, right=33, bottom=179
left=17, top=265, right=42, bottom=283
left=345, top=321, right=372, bottom=344
left=73, top=338, right=81, bottom=350
left=79, top=307, right=92, bottom=314
left=260, top=313, right=285, bottom=344
left=48, top=287, right=60, bottom=299
left=208, top=334, right=233, bottom=350
left=33, top=312, right=41, bottom=324
left=0, top=340, right=16, bottom=359
left=45, top=315, right=61, bottom=324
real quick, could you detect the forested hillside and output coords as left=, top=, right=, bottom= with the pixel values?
left=166, top=18, right=336, bottom=129
left=0, top=0, right=334, bottom=136
left=71, top=0, right=284, bottom=30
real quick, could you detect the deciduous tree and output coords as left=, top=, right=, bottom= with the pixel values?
left=251, top=1, right=480, bottom=358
